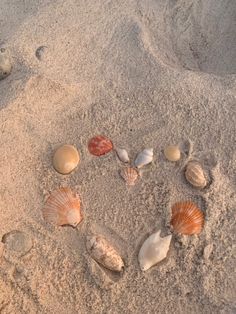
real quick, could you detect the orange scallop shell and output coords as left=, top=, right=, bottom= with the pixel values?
left=170, top=201, right=204, bottom=235
left=120, top=167, right=139, bottom=186
left=42, top=187, right=83, bottom=227
left=88, top=135, right=113, bottom=156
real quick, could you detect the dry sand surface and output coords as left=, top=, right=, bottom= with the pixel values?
left=0, top=0, right=236, bottom=313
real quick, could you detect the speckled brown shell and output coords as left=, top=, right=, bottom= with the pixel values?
left=185, top=162, right=207, bottom=189
left=170, top=201, right=204, bottom=235
left=86, top=235, right=124, bottom=272
left=120, top=167, right=139, bottom=186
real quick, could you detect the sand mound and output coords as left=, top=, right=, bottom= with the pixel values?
left=139, top=0, right=236, bottom=75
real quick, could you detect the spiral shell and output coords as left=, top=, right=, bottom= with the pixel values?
left=134, top=148, right=153, bottom=168
left=185, top=162, right=207, bottom=189
left=42, top=187, right=83, bottom=227
left=86, top=235, right=124, bottom=272
left=88, top=135, right=113, bottom=156
left=120, top=167, right=139, bottom=186
left=170, top=201, right=204, bottom=235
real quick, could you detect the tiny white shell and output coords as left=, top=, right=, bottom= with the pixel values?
left=138, top=230, right=172, bottom=271
left=115, top=147, right=129, bottom=163
left=134, top=148, right=153, bottom=168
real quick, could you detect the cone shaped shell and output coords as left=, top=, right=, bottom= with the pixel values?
left=86, top=235, right=124, bottom=272
left=53, top=145, right=80, bottom=174
left=138, top=230, right=172, bottom=271
left=42, top=188, right=83, bottom=227
left=120, top=167, right=138, bottom=186
left=134, top=148, right=153, bottom=168
left=170, top=201, right=204, bottom=235
left=185, top=162, right=207, bottom=189
left=115, top=147, right=129, bottom=163
left=88, top=135, right=113, bottom=156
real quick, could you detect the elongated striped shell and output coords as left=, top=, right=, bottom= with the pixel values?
left=86, top=235, right=124, bottom=272
left=185, top=162, right=207, bottom=189
left=88, top=135, right=113, bottom=156
left=42, top=188, right=83, bottom=227
left=170, top=201, right=204, bottom=235
left=120, top=167, right=139, bottom=186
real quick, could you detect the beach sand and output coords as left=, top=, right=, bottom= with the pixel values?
left=0, top=0, right=236, bottom=313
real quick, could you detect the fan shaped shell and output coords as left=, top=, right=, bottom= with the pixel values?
left=88, top=135, right=113, bottom=156
left=120, top=167, right=139, bottom=186
left=42, top=187, right=83, bottom=227
left=86, top=235, right=124, bottom=272
left=170, top=201, right=204, bottom=235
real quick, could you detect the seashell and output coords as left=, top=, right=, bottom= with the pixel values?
left=35, top=45, right=47, bottom=61
left=120, top=167, right=139, bottom=186
left=86, top=234, right=124, bottom=272
left=42, top=187, right=83, bottom=227
left=134, top=148, right=153, bottom=168
left=0, top=48, right=12, bottom=80
left=2, top=230, right=33, bottom=257
left=115, top=147, right=129, bottom=163
left=170, top=201, right=204, bottom=235
left=185, top=162, right=207, bottom=189
left=164, top=145, right=181, bottom=162
left=88, top=135, right=113, bottom=156
left=53, top=144, right=80, bottom=174
left=138, top=230, right=172, bottom=271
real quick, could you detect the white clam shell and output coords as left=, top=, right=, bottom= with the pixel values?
left=138, top=230, right=172, bottom=271
left=134, top=148, right=153, bottom=168
left=86, top=235, right=124, bottom=272
left=115, top=147, right=129, bottom=163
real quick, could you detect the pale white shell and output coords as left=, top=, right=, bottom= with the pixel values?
left=115, top=147, right=129, bottom=163
left=138, top=230, right=172, bottom=271
left=134, top=148, right=153, bottom=168
left=86, top=235, right=124, bottom=272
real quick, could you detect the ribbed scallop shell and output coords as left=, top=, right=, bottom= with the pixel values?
left=88, top=135, right=113, bottom=156
left=185, top=162, right=207, bottom=189
left=120, top=167, right=139, bottom=186
left=170, top=201, right=204, bottom=235
left=42, top=188, right=83, bottom=227
left=86, top=235, right=124, bottom=272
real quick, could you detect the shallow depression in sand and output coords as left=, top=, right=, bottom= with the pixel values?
left=140, top=0, right=236, bottom=75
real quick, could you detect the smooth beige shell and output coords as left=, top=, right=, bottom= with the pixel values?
left=53, top=145, right=80, bottom=174
left=185, top=162, right=207, bottom=189
left=86, top=235, right=124, bottom=272
left=138, top=230, right=172, bottom=271
left=164, top=145, right=181, bottom=162
left=42, top=187, right=83, bottom=227
left=120, top=167, right=139, bottom=186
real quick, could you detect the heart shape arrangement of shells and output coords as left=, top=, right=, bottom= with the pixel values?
left=39, top=135, right=207, bottom=273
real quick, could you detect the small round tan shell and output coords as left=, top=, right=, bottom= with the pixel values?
left=185, top=162, right=207, bottom=189
left=120, top=167, right=139, bottom=186
left=86, top=235, right=124, bottom=272
left=164, top=145, right=181, bottom=162
left=53, top=145, right=80, bottom=174
left=2, top=230, right=33, bottom=257
left=42, top=187, right=83, bottom=227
